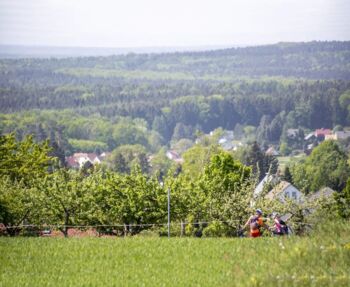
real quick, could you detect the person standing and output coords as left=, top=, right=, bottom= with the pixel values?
left=243, top=209, right=269, bottom=237
left=271, top=212, right=289, bottom=235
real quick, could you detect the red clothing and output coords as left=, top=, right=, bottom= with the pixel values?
left=250, top=216, right=263, bottom=237
left=250, top=230, right=261, bottom=237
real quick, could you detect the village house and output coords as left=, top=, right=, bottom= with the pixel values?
left=250, top=173, right=280, bottom=207
left=166, top=150, right=184, bottom=164
left=65, top=152, right=104, bottom=168
left=305, top=187, right=336, bottom=215
left=253, top=174, right=279, bottom=199
left=305, top=128, right=332, bottom=142
left=265, top=146, right=279, bottom=156
left=217, top=130, right=235, bottom=150
left=304, top=128, right=332, bottom=154
left=314, top=128, right=332, bottom=140
left=325, top=131, right=350, bottom=141
left=304, top=132, right=316, bottom=142
left=265, top=181, right=304, bottom=203
left=307, top=187, right=336, bottom=202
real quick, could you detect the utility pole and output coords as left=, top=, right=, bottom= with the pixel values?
left=167, top=187, right=170, bottom=238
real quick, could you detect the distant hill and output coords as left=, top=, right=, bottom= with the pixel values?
left=1, top=41, right=350, bottom=153
left=0, top=44, right=234, bottom=59
left=2, top=41, right=348, bottom=79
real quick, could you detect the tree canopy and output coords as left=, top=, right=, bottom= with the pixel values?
left=292, top=141, right=350, bottom=193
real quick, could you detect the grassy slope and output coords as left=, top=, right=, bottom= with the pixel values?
left=0, top=222, right=349, bottom=287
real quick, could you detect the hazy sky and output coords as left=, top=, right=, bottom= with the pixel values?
left=0, top=0, right=349, bottom=47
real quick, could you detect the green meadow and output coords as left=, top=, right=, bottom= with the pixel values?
left=1, top=221, right=349, bottom=287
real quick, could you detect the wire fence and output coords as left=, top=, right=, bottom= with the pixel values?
left=2, top=220, right=240, bottom=230
left=0, top=220, right=315, bottom=233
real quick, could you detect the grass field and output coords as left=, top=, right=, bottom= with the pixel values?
left=1, top=222, right=349, bottom=287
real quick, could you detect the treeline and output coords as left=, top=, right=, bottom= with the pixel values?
left=1, top=134, right=349, bottom=237
left=1, top=41, right=350, bottom=154
left=1, top=41, right=350, bottom=79
left=1, top=81, right=350, bottom=150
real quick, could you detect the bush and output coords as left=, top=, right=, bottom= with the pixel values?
left=202, top=221, right=233, bottom=237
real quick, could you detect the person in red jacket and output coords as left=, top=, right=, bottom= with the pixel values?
left=243, top=209, right=269, bottom=237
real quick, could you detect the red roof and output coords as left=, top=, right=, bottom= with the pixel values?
left=315, top=129, right=332, bottom=137
left=87, top=153, right=98, bottom=161
left=66, top=156, right=79, bottom=168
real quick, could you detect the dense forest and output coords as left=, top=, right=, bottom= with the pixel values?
left=1, top=41, right=350, bottom=155
left=1, top=41, right=350, bottom=236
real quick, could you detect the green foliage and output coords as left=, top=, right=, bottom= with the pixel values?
left=1, top=42, right=350, bottom=157
left=108, top=144, right=150, bottom=174
left=202, top=221, right=232, bottom=237
left=112, top=121, right=149, bottom=148
left=149, top=147, right=174, bottom=176
left=181, top=144, right=221, bottom=178
left=282, top=166, right=293, bottom=184
left=335, top=178, right=350, bottom=218
left=279, top=141, right=292, bottom=156
left=0, top=178, right=41, bottom=235
left=241, top=142, right=278, bottom=180
left=1, top=132, right=348, bottom=242
left=197, top=151, right=252, bottom=226
left=68, top=138, right=108, bottom=153
left=36, top=169, right=88, bottom=237
left=339, top=90, right=350, bottom=122
left=0, top=134, right=53, bottom=234
left=0, top=133, right=52, bottom=184
left=292, top=141, right=350, bottom=193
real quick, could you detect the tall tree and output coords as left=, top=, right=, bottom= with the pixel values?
left=197, top=151, right=252, bottom=231
left=244, top=142, right=278, bottom=181
left=37, top=169, right=87, bottom=237
left=292, top=141, right=350, bottom=193
left=335, top=177, right=350, bottom=219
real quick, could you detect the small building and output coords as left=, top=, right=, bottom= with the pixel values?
left=305, top=187, right=336, bottom=215
left=99, top=152, right=111, bottom=159
left=308, top=187, right=336, bottom=202
left=219, top=138, right=234, bottom=151
left=253, top=174, right=279, bottom=199
left=65, top=156, right=79, bottom=169
left=87, top=153, right=102, bottom=164
left=218, top=131, right=235, bottom=151
left=65, top=152, right=104, bottom=169
left=166, top=150, right=184, bottom=164
left=265, top=146, right=279, bottom=156
left=315, top=128, right=332, bottom=141
left=325, top=131, right=350, bottom=141
left=265, top=181, right=304, bottom=203
left=336, top=131, right=350, bottom=140
left=304, top=132, right=316, bottom=142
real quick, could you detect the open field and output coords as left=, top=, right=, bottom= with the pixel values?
left=0, top=222, right=349, bottom=287
left=277, top=154, right=305, bottom=170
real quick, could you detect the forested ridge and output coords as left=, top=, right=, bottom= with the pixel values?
left=1, top=41, right=350, bottom=154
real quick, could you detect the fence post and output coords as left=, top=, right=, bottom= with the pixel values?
left=167, top=187, right=170, bottom=238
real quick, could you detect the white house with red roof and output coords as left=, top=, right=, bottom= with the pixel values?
left=66, top=152, right=105, bottom=168
left=315, top=128, right=332, bottom=140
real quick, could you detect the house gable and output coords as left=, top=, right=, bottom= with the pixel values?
left=265, top=181, right=304, bottom=203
